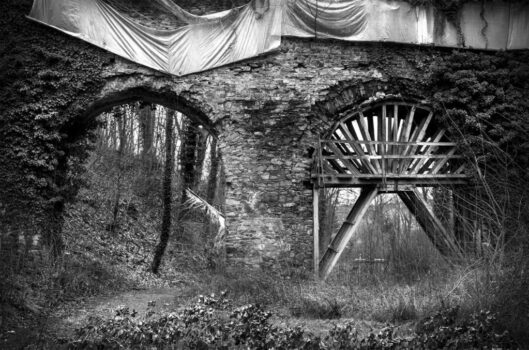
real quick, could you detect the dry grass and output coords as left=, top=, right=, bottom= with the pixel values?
left=195, top=257, right=527, bottom=344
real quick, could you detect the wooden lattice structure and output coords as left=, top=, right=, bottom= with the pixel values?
left=311, top=99, right=469, bottom=279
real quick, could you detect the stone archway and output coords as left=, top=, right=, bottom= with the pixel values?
left=83, top=87, right=217, bottom=135
left=44, top=80, right=224, bottom=256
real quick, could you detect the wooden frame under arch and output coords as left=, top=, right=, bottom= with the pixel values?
left=311, top=99, right=468, bottom=280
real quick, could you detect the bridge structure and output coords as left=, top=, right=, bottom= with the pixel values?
left=311, top=99, right=468, bottom=279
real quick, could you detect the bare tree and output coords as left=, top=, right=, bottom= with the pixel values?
left=151, top=110, right=175, bottom=274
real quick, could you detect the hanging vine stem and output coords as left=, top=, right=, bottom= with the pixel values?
left=479, top=0, right=489, bottom=49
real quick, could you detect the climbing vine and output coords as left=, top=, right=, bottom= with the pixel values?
left=427, top=49, right=529, bottom=240
left=429, top=50, right=529, bottom=174
left=0, top=0, right=111, bottom=254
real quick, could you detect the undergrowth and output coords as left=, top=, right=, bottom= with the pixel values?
left=67, top=292, right=517, bottom=349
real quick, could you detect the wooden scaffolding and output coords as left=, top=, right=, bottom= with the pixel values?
left=311, top=100, right=469, bottom=279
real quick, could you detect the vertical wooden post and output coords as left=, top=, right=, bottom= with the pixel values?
left=313, top=184, right=320, bottom=279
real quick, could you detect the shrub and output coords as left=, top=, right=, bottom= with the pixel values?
left=68, top=293, right=518, bottom=349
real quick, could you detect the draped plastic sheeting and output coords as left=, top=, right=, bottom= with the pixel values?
left=28, top=0, right=529, bottom=77
left=282, top=0, right=529, bottom=50
left=28, top=0, right=282, bottom=76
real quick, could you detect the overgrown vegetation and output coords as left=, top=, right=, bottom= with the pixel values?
left=68, top=292, right=516, bottom=349
left=426, top=50, right=529, bottom=344
left=1, top=0, right=529, bottom=347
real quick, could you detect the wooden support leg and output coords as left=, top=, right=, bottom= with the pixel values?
left=313, top=185, right=320, bottom=280
left=319, top=186, right=378, bottom=280
left=398, top=189, right=463, bottom=259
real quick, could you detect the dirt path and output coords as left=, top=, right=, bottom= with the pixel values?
left=48, top=287, right=187, bottom=340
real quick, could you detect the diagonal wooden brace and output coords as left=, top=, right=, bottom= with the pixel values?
left=319, top=186, right=378, bottom=279
left=398, top=189, right=464, bottom=259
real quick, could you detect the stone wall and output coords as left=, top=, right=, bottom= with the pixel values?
left=90, top=39, right=440, bottom=271
left=1, top=0, right=450, bottom=270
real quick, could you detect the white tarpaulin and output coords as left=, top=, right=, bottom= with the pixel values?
left=282, top=0, right=529, bottom=49
left=28, top=0, right=529, bottom=77
left=28, top=0, right=283, bottom=76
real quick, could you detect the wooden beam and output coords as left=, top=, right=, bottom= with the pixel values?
left=391, top=104, right=400, bottom=173
left=397, top=106, right=416, bottom=172
left=401, top=111, right=433, bottom=173
left=398, top=190, right=464, bottom=259
left=319, top=186, right=378, bottom=279
left=323, top=154, right=463, bottom=160
left=358, top=112, right=382, bottom=173
left=429, top=147, right=457, bottom=174
left=380, top=105, right=387, bottom=173
left=453, top=163, right=466, bottom=174
left=335, top=125, right=367, bottom=172
left=321, top=147, right=347, bottom=174
left=409, top=129, right=446, bottom=174
left=312, top=176, right=469, bottom=188
left=326, top=142, right=361, bottom=175
left=337, top=124, right=375, bottom=173
left=321, top=140, right=457, bottom=147
left=313, top=184, right=320, bottom=280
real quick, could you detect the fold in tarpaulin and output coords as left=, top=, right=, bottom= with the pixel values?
left=28, top=0, right=283, bottom=76
left=282, top=0, right=529, bottom=49
left=28, top=0, right=529, bottom=77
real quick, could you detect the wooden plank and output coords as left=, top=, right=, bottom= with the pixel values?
left=337, top=123, right=374, bottom=173
left=313, top=185, right=320, bottom=280
left=323, top=154, right=463, bottom=160
left=321, top=144, right=347, bottom=174
left=326, top=158, right=347, bottom=174
left=409, top=129, right=446, bottom=174
left=326, top=142, right=361, bottom=175
left=453, top=163, right=466, bottom=174
left=401, top=106, right=416, bottom=143
left=319, top=186, right=379, bottom=279
left=312, top=178, right=469, bottom=188
left=396, top=106, right=416, bottom=173
left=429, top=147, right=457, bottom=174
left=321, top=140, right=457, bottom=146
left=380, top=105, right=387, bottom=173
left=391, top=104, right=400, bottom=172
left=332, top=134, right=364, bottom=172
left=358, top=112, right=382, bottom=173
left=316, top=173, right=469, bottom=179
left=401, top=111, right=433, bottom=173
left=398, top=190, right=464, bottom=259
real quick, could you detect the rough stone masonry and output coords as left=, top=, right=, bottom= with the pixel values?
left=0, top=0, right=456, bottom=271
left=85, top=38, right=446, bottom=271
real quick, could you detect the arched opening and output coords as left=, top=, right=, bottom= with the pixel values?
left=311, top=98, right=470, bottom=279
left=61, top=89, right=225, bottom=276
left=75, top=87, right=217, bottom=139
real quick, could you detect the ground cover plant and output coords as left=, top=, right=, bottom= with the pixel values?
left=68, top=292, right=516, bottom=349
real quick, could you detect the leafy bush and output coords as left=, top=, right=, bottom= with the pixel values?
left=68, top=293, right=518, bottom=349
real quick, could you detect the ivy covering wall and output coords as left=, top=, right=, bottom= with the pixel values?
left=0, top=0, right=111, bottom=253
left=427, top=50, right=529, bottom=242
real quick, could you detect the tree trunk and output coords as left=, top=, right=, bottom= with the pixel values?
left=180, top=119, right=200, bottom=194
left=109, top=110, right=126, bottom=232
left=193, top=129, right=209, bottom=190
left=206, top=137, right=219, bottom=204
left=175, top=119, right=200, bottom=234
left=140, top=102, right=155, bottom=164
left=151, top=110, right=175, bottom=274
